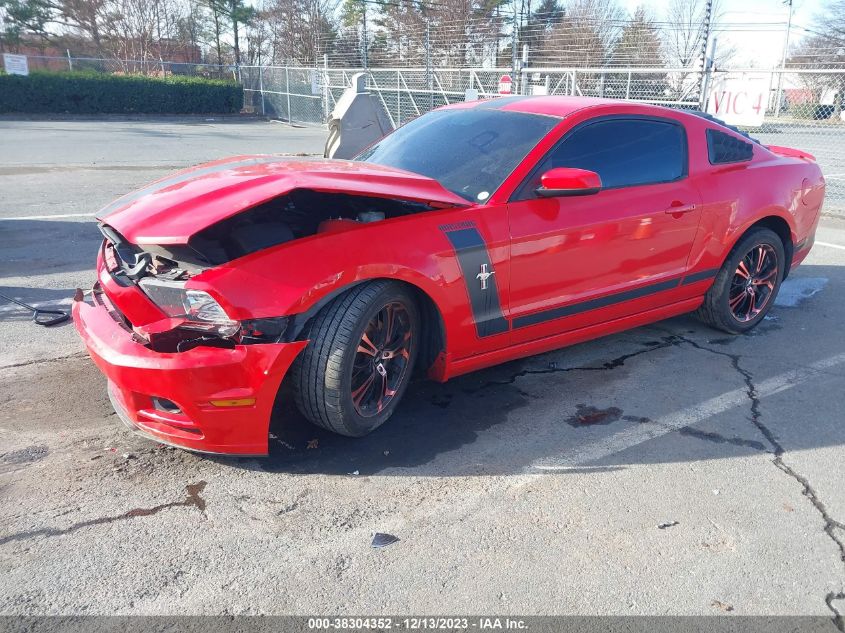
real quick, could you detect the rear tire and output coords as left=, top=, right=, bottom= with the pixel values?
left=696, top=228, right=785, bottom=334
left=292, top=281, right=419, bottom=437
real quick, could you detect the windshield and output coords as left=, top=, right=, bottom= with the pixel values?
left=356, top=108, right=559, bottom=203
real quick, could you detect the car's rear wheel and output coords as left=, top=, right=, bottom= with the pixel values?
left=292, top=281, right=419, bottom=437
left=696, top=228, right=785, bottom=334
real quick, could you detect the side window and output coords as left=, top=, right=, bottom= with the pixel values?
left=517, top=118, right=687, bottom=198
left=707, top=129, right=754, bottom=164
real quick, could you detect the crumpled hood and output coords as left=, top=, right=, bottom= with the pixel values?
left=98, top=156, right=469, bottom=244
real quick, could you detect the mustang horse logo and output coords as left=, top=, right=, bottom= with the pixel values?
left=476, top=264, right=495, bottom=290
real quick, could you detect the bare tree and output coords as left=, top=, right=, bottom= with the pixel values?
left=787, top=1, right=845, bottom=117
left=542, top=0, right=625, bottom=67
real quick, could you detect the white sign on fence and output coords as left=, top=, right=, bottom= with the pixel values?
left=3, top=54, right=29, bottom=76
left=706, top=73, right=769, bottom=128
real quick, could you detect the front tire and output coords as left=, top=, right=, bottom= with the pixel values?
left=696, top=228, right=785, bottom=334
left=292, top=281, right=419, bottom=437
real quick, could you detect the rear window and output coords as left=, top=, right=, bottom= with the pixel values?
left=707, top=129, right=754, bottom=164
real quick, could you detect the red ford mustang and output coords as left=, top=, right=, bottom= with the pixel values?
left=73, top=96, right=825, bottom=455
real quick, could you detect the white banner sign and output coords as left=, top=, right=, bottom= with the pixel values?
left=3, top=54, right=29, bottom=76
left=706, top=73, right=769, bottom=128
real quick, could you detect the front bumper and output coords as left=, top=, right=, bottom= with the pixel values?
left=73, top=295, right=307, bottom=455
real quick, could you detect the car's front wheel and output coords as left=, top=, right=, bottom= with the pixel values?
left=292, top=280, right=419, bottom=437
left=696, top=227, right=785, bottom=334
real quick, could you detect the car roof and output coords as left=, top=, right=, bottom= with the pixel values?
left=439, top=95, right=679, bottom=119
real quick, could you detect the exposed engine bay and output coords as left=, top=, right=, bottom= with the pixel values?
left=189, top=189, right=434, bottom=266
left=97, top=189, right=438, bottom=353
left=104, top=189, right=435, bottom=277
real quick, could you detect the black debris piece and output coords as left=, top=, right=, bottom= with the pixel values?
left=371, top=532, right=400, bottom=548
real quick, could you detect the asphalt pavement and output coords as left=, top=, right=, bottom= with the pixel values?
left=1, top=119, right=844, bottom=621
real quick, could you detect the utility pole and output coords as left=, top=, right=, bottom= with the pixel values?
left=511, top=11, right=518, bottom=92
left=425, top=17, right=433, bottom=111
left=774, top=0, right=793, bottom=117
left=362, top=1, right=369, bottom=69
left=700, top=36, right=718, bottom=112
left=698, top=0, right=713, bottom=109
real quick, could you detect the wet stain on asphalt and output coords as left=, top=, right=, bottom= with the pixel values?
left=566, top=404, right=624, bottom=427
left=0, top=481, right=207, bottom=546
left=565, top=405, right=652, bottom=427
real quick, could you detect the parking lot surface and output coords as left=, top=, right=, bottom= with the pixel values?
left=1, top=119, right=844, bottom=620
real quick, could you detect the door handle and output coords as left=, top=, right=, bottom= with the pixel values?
left=664, top=202, right=697, bottom=215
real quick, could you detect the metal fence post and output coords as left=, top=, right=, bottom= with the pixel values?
left=699, top=36, right=718, bottom=111
left=626, top=71, right=631, bottom=100
left=259, top=65, right=266, bottom=116
left=425, top=19, right=433, bottom=111
left=396, top=70, right=401, bottom=125
left=511, top=12, right=518, bottom=94
left=66, top=49, right=73, bottom=71
left=774, top=0, right=793, bottom=117
left=323, top=54, right=330, bottom=122
left=285, top=66, right=292, bottom=123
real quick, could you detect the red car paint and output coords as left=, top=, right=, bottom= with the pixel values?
left=101, top=158, right=468, bottom=244
left=73, top=97, right=825, bottom=455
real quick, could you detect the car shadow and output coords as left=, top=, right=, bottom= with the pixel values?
left=0, top=219, right=101, bottom=278
left=205, top=261, right=845, bottom=478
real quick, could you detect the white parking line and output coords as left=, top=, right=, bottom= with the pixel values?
left=0, top=212, right=97, bottom=221
left=531, top=351, right=845, bottom=471
left=817, top=241, right=845, bottom=251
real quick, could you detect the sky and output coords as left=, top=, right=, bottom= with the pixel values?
left=622, top=0, right=825, bottom=67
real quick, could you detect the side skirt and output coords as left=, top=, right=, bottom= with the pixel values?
left=434, top=296, right=704, bottom=382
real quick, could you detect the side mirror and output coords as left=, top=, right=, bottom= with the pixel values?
left=536, top=167, right=602, bottom=197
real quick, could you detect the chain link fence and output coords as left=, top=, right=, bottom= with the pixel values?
left=5, top=54, right=844, bottom=215
left=240, top=63, right=844, bottom=215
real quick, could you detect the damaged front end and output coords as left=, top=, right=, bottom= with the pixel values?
left=97, top=224, right=293, bottom=354
left=95, top=177, right=460, bottom=354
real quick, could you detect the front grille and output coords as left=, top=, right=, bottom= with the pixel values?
left=93, top=284, right=133, bottom=332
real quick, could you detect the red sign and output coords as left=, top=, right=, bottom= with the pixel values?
left=498, top=75, right=513, bottom=95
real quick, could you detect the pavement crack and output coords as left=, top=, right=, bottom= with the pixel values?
left=0, top=352, right=88, bottom=371
left=0, top=481, right=206, bottom=546
left=675, top=426, right=768, bottom=451
left=826, top=592, right=845, bottom=633
left=663, top=330, right=845, bottom=627
left=464, top=339, right=675, bottom=394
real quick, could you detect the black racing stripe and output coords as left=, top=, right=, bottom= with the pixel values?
left=97, top=156, right=285, bottom=217
left=474, top=96, right=534, bottom=110
left=681, top=268, right=720, bottom=285
left=513, top=277, right=683, bottom=329
left=442, top=227, right=509, bottom=338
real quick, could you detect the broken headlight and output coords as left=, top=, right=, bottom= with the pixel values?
left=138, top=278, right=240, bottom=338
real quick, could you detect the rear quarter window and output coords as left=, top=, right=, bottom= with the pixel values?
left=706, top=129, right=754, bottom=164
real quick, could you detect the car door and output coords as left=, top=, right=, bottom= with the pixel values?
left=507, top=115, right=703, bottom=344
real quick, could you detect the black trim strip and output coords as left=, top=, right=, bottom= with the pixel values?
left=513, top=277, right=682, bottom=329
left=441, top=226, right=509, bottom=338
left=681, top=268, right=720, bottom=285
left=512, top=268, right=719, bottom=329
